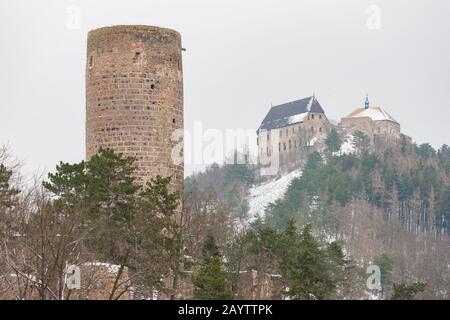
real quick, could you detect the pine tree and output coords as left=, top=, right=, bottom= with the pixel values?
left=43, top=148, right=181, bottom=297
left=288, top=224, right=334, bottom=300
left=352, top=131, right=370, bottom=155
left=0, top=163, right=20, bottom=237
left=193, top=234, right=233, bottom=300
left=0, top=164, right=20, bottom=209
left=325, top=129, right=342, bottom=154
left=373, top=253, right=394, bottom=297
left=390, top=282, right=426, bottom=300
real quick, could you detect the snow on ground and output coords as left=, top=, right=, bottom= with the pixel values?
left=83, top=262, right=121, bottom=274
left=243, top=169, right=303, bottom=228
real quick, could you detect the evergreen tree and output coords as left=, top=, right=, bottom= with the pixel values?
left=390, top=282, right=426, bottom=300
left=245, top=224, right=278, bottom=299
left=0, top=163, right=20, bottom=237
left=373, top=253, right=394, bottom=296
left=325, top=129, right=342, bottom=154
left=43, top=148, right=181, bottom=295
left=193, top=234, right=233, bottom=300
left=287, top=224, right=334, bottom=300
left=352, top=131, right=370, bottom=155
left=0, top=164, right=19, bottom=209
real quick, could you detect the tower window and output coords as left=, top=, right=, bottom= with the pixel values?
left=173, top=118, right=176, bottom=124
left=319, top=127, right=323, bottom=132
left=133, top=52, right=142, bottom=63
left=151, top=84, right=155, bottom=89
left=311, top=114, right=315, bottom=119
left=89, top=55, right=94, bottom=69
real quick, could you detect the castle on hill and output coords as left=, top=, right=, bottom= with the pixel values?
left=341, top=95, right=401, bottom=147
left=257, top=95, right=402, bottom=170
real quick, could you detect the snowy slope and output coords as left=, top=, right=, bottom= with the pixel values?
left=240, top=134, right=352, bottom=230
left=244, top=169, right=303, bottom=226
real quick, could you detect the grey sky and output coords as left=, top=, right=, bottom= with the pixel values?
left=1, top=0, right=449, bottom=177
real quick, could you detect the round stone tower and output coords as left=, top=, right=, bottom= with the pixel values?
left=86, top=25, right=184, bottom=194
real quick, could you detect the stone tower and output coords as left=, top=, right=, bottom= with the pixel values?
left=86, top=25, right=184, bottom=194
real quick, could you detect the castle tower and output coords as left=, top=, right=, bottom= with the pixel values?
left=86, top=25, right=184, bottom=194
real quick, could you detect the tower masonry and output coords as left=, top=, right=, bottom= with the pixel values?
left=86, top=25, right=184, bottom=194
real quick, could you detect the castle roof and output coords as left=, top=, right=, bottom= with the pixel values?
left=258, top=96, right=325, bottom=132
left=343, top=107, right=399, bottom=124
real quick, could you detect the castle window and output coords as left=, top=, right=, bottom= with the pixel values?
left=151, top=84, right=155, bottom=89
left=289, top=140, right=292, bottom=149
left=283, top=143, right=286, bottom=151
left=89, top=55, right=94, bottom=69
left=294, top=140, right=297, bottom=148
left=133, top=52, right=142, bottom=64
left=173, top=118, right=176, bottom=124
left=319, top=127, right=323, bottom=132
left=267, top=133, right=270, bottom=141
left=311, top=114, right=315, bottom=119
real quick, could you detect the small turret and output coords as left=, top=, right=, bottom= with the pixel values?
left=365, top=94, right=370, bottom=109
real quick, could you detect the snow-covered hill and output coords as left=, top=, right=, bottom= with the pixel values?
left=243, top=169, right=303, bottom=227
left=239, top=135, right=354, bottom=230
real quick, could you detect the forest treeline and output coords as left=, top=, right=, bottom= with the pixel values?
left=1, top=131, right=449, bottom=299
left=183, top=131, right=450, bottom=299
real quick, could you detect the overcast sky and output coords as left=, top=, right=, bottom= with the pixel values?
left=1, top=0, right=449, bottom=177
